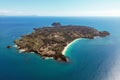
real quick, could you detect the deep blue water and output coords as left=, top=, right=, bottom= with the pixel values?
left=0, top=16, right=120, bottom=80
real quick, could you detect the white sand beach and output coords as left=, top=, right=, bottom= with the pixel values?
left=62, top=38, right=82, bottom=55
left=44, top=57, right=54, bottom=60
left=19, top=49, right=26, bottom=53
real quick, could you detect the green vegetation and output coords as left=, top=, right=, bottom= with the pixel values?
left=14, top=22, right=110, bottom=62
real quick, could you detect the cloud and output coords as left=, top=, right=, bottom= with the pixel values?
left=0, top=9, right=120, bottom=16
left=0, top=9, right=37, bottom=16
left=85, top=10, right=120, bottom=16
left=36, top=10, right=120, bottom=16
left=63, top=10, right=120, bottom=16
left=0, top=9, right=10, bottom=14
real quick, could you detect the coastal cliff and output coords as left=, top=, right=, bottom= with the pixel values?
left=14, top=22, right=110, bottom=62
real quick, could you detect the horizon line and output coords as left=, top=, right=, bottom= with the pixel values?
left=0, top=15, right=120, bottom=17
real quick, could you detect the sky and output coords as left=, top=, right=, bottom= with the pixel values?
left=0, top=0, right=120, bottom=16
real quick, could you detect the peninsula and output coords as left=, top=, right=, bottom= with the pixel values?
left=14, top=22, right=110, bottom=62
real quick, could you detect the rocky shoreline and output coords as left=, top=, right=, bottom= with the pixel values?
left=10, top=22, right=110, bottom=62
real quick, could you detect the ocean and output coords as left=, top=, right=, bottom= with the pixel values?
left=0, top=16, right=120, bottom=80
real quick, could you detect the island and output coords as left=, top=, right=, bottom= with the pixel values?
left=14, top=22, right=110, bottom=62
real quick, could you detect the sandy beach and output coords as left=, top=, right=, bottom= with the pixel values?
left=19, top=49, right=26, bottom=53
left=62, top=38, right=82, bottom=55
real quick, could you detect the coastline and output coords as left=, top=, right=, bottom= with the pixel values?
left=17, top=38, right=81, bottom=59
left=19, top=49, right=26, bottom=53
left=62, top=38, right=82, bottom=55
left=14, top=45, right=18, bottom=47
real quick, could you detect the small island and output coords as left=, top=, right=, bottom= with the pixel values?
left=14, top=22, right=110, bottom=62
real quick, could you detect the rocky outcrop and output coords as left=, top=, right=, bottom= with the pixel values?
left=7, top=46, right=12, bottom=48
left=52, top=22, right=62, bottom=27
left=99, top=31, right=110, bottom=37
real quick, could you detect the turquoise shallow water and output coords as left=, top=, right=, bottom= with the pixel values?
left=0, top=16, right=120, bottom=80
